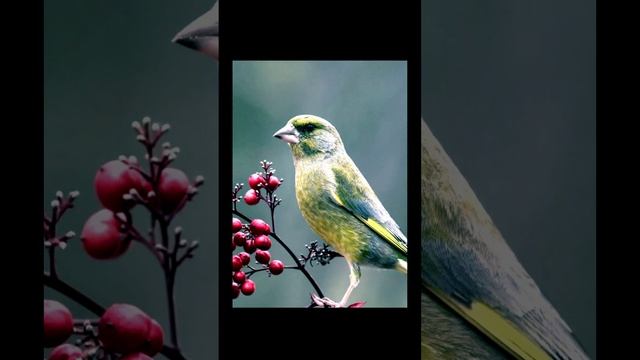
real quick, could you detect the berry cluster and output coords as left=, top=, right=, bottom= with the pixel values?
left=44, top=300, right=162, bottom=360
left=231, top=162, right=287, bottom=300
left=231, top=217, right=286, bottom=298
left=44, top=117, right=201, bottom=359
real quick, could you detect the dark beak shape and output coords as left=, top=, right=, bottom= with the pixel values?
left=173, top=2, right=219, bottom=60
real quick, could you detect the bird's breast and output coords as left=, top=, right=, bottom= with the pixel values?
left=293, top=162, right=366, bottom=261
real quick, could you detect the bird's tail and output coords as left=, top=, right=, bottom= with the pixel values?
left=395, top=259, right=407, bottom=274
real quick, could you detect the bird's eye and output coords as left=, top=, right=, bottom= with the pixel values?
left=301, top=124, right=315, bottom=132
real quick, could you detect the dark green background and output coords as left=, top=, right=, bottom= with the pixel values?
left=44, top=1, right=218, bottom=359
left=232, top=61, right=408, bottom=307
left=44, top=0, right=595, bottom=358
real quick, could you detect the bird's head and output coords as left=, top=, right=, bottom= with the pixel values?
left=273, top=115, right=345, bottom=159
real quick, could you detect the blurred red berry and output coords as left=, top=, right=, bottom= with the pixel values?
left=232, top=282, right=241, bottom=299
left=98, top=304, right=151, bottom=354
left=238, top=252, right=251, bottom=265
left=232, top=255, right=243, bottom=271
left=157, top=168, right=190, bottom=213
left=120, top=354, right=153, bottom=360
left=81, top=209, right=131, bottom=260
left=249, top=219, right=271, bottom=235
left=254, top=235, right=272, bottom=250
left=231, top=239, right=236, bottom=251
left=44, top=300, right=73, bottom=348
left=48, top=344, right=83, bottom=360
left=266, top=176, right=281, bottom=191
left=233, top=232, right=247, bottom=246
left=243, top=189, right=260, bottom=205
left=243, top=239, right=256, bottom=253
left=232, top=218, right=243, bottom=233
left=141, top=318, right=164, bottom=356
left=95, top=160, right=150, bottom=212
left=241, top=280, right=256, bottom=295
left=233, top=271, right=246, bottom=284
left=248, top=173, right=266, bottom=190
left=255, top=250, right=271, bottom=264
left=268, top=260, right=284, bottom=275
left=348, top=301, right=367, bottom=308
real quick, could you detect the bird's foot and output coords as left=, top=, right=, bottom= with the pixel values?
left=311, top=293, right=344, bottom=308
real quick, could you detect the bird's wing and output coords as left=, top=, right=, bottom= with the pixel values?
left=421, top=120, right=588, bottom=360
left=330, top=162, right=407, bottom=256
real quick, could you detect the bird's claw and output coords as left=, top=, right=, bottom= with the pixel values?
left=311, top=293, right=343, bottom=308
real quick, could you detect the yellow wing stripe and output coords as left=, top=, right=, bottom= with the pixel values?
left=426, top=286, right=551, bottom=360
left=362, top=217, right=407, bottom=254
left=331, top=191, right=407, bottom=255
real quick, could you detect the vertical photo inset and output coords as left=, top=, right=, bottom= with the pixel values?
left=231, top=61, right=408, bottom=308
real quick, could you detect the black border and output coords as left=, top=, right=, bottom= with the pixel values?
left=220, top=1, right=421, bottom=359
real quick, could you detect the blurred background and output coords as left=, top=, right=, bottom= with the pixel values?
left=232, top=61, right=408, bottom=307
left=44, top=1, right=218, bottom=358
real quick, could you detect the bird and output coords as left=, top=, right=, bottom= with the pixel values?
left=273, top=114, right=408, bottom=308
left=173, top=6, right=590, bottom=358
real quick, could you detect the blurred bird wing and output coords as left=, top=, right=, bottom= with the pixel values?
left=331, top=165, right=407, bottom=256
left=424, top=285, right=551, bottom=360
left=421, top=120, right=588, bottom=360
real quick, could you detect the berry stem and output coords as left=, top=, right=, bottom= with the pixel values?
left=232, top=209, right=325, bottom=299
left=160, top=218, right=181, bottom=351
left=245, top=265, right=298, bottom=278
left=48, top=247, right=58, bottom=279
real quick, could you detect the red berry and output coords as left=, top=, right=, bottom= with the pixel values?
left=120, top=354, right=153, bottom=360
left=95, top=160, right=150, bottom=212
left=231, top=239, right=236, bottom=251
left=266, top=176, right=281, bottom=190
left=232, top=218, right=243, bottom=233
left=232, top=282, right=241, bottom=299
left=249, top=219, right=271, bottom=235
left=141, top=318, right=164, bottom=356
left=48, top=344, right=83, bottom=360
left=268, top=260, right=285, bottom=275
left=255, top=250, right=271, bottom=264
left=238, top=252, right=251, bottom=265
left=254, top=235, right=272, bottom=250
left=243, top=239, right=256, bottom=253
left=98, top=304, right=151, bottom=354
left=248, top=173, right=266, bottom=190
left=233, top=271, right=246, bottom=284
left=81, top=209, right=130, bottom=260
left=347, top=301, right=367, bottom=308
left=44, top=300, right=73, bottom=348
left=233, top=232, right=247, bottom=246
left=243, top=189, right=260, bottom=205
left=232, top=255, right=243, bottom=271
left=157, top=168, right=190, bottom=213
left=241, top=280, right=256, bottom=295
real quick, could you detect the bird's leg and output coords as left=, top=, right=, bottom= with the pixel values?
left=311, top=261, right=361, bottom=308
left=338, top=262, right=361, bottom=306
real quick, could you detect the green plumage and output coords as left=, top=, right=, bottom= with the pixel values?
left=274, top=114, right=407, bottom=306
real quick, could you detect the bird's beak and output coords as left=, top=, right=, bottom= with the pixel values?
left=172, top=2, right=219, bottom=60
left=273, top=124, right=300, bottom=144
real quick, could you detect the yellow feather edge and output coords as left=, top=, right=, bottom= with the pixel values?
left=331, top=191, right=407, bottom=255
left=425, top=286, right=551, bottom=360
